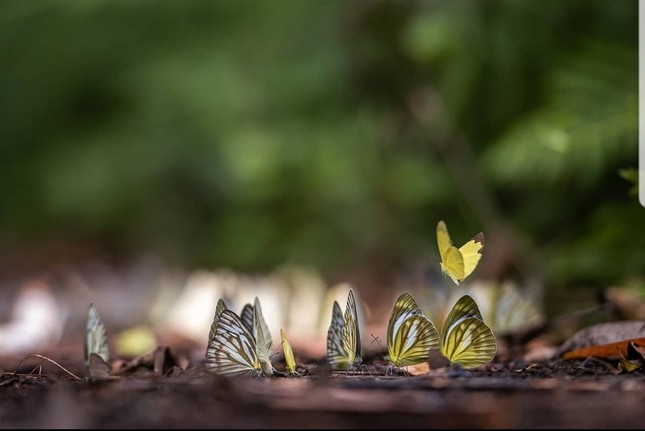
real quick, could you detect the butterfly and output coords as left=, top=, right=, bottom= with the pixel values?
left=280, top=328, right=298, bottom=375
left=428, top=294, right=497, bottom=369
left=85, top=303, right=109, bottom=365
left=326, top=288, right=362, bottom=370
left=436, top=220, right=484, bottom=285
left=205, top=297, right=274, bottom=376
left=386, top=292, right=440, bottom=368
left=85, top=303, right=112, bottom=379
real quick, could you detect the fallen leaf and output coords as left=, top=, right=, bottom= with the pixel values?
left=561, top=337, right=645, bottom=360
left=557, top=321, right=645, bottom=357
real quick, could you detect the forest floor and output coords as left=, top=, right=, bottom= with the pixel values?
left=1, top=353, right=644, bottom=429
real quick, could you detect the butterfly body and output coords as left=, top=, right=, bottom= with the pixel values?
left=437, top=220, right=484, bottom=285
left=326, top=288, right=362, bottom=371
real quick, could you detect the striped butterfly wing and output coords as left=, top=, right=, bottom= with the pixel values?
left=85, top=303, right=109, bottom=365
left=327, top=301, right=351, bottom=369
left=387, top=293, right=439, bottom=367
left=280, top=328, right=298, bottom=375
left=253, top=297, right=274, bottom=376
left=342, top=289, right=362, bottom=367
left=440, top=295, right=496, bottom=368
left=389, top=314, right=440, bottom=367
left=208, top=299, right=228, bottom=346
left=387, top=293, right=423, bottom=346
left=205, top=309, right=262, bottom=376
left=240, top=303, right=254, bottom=334
left=441, top=317, right=496, bottom=369
left=441, top=295, right=484, bottom=345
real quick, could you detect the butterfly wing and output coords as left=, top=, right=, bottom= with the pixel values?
left=343, top=289, right=361, bottom=367
left=253, top=297, right=274, bottom=375
left=205, top=309, right=261, bottom=376
left=88, top=352, right=113, bottom=379
left=280, top=328, right=297, bottom=374
left=440, top=295, right=496, bottom=368
left=459, top=231, right=484, bottom=279
left=327, top=301, right=351, bottom=369
left=437, top=221, right=466, bottom=285
left=441, top=317, right=496, bottom=368
left=85, top=303, right=109, bottom=365
left=387, top=293, right=423, bottom=345
left=387, top=293, right=440, bottom=367
left=441, top=295, right=484, bottom=343
left=240, top=303, right=254, bottom=334
left=208, top=299, right=228, bottom=346
left=436, top=220, right=453, bottom=264
left=389, top=314, right=440, bottom=367
left=442, top=247, right=465, bottom=285
left=492, top=282, right=543, bottom=334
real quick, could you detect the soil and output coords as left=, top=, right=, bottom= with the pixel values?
left=1, top=353, right=643, bottom=429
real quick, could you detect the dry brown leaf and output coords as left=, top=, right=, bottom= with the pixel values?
left=562, top=337, right=645, bottom=360
left=557, top=321, right=645, bottom=357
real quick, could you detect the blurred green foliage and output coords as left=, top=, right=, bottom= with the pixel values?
left=0, top=0, right=640, bottom=290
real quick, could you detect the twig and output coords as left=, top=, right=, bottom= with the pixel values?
left=11, top=354, right=83, bottom=380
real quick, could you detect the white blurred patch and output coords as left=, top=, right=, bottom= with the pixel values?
left=0, top=280, right=64, bottom=355
left=154, top=270, right=226, bottom=344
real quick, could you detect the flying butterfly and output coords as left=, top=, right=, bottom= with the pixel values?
left=386, top=292, right=440, bottom=369
left=428, top=294, right=496, bottom=369
left=85, top=303, right=112, bottom=379
left=280, top=328, right=298, bottom=375
left=436, top=220, right=484, bottom=285
left=326, top=288, right=362, bottom=371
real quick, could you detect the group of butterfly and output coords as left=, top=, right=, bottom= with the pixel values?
left=204, top=220, right=496, bottom=377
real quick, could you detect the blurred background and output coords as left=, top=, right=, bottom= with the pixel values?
left=0, top=0, right=641, bottom=363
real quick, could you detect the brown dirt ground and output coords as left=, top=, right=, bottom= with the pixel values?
left=1, top=352, right=644, bottom=429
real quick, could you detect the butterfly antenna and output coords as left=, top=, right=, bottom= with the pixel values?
left=369, top=333, right=386, bottom=353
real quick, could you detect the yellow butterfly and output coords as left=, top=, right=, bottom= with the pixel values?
left=280, top=328, right=298, bottom=375
left=429, top=294, right=496, bottom=369
left=326, top=288, right=362, bottom=370
left=205, top=297, right=274, bottom=376
left=436, top=220, right=484, bottom=285
left=386, top=292, right=440, bottom=368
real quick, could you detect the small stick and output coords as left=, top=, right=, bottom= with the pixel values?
left=11, top=354, right=83, bottom=381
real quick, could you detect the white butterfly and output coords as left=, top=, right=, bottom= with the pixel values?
left=85, top=303, right=112, bottom=379
left=326, top=288, right=362, bottom=370
left=205, top=297, right=274, bottom=376
left=85, top=303, right=109, bottom=365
